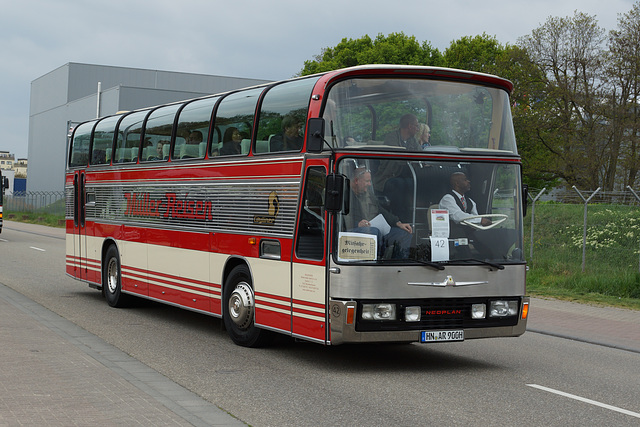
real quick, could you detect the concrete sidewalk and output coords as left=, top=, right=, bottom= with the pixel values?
left=0, top=282, right=246, bottom=427
left=527, top=297, right=640, bottom=353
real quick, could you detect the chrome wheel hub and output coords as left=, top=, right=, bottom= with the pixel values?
left=107, top=259, right=118, bottom=294
left=228, top=282, right=254, bottom=330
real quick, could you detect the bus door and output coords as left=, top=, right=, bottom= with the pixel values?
left=72, top=170, right=88, bottom=281
left=291, top=164, right=328, bottom=343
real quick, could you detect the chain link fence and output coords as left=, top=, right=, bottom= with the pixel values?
left=3, top=187, right=640, bottom=277
left=526, top=187, right=640, bottom=276
left=4, top=191, right=65, bottom=216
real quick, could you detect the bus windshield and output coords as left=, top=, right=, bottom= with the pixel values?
left=335, top=158, right=524, bottom=265
left=323, top=77, right=516, bottom=154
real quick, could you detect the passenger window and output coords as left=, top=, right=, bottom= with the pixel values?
left=174, top=97, right=217, bottom=160
left=256, top=78, right=317, bottom=153
left=295, top=166, right=326, bottom=260
left=114, top=111, right=147, bottom=163
left=90, top=115, right=119, bottom=165
left=213, top=88, right=263, bottom=157
left=142, top=104, right=180, bottom=162
left=69, top=122, right=94, bottom=168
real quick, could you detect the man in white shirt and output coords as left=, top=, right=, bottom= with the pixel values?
left=438, top=171, right=494, bottom=259
left=439, top=172, right=491, bottom=227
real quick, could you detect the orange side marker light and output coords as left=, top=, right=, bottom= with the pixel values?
left=521, top=302, right=529, bottom=320
left=346, top=306, right=355, bottom=325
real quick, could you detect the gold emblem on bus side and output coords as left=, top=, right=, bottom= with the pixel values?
left=254, top=190, right=279, bottom=225
left=268, top=191, right=280, bottom=216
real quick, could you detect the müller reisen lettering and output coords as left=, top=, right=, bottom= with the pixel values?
left=124, top=192, right=213, bottom=221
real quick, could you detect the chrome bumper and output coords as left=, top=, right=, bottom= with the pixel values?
left=329, top=297, right=529, bottom=345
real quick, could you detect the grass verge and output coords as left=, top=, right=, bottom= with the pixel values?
left=5, top=212, right=66, bottom=228
left=525, top=202, right=640, bottom=310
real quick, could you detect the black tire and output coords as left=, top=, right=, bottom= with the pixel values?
left=223, top=265, right=272, bottom=347
left=103, top=245, right=128, bottom=308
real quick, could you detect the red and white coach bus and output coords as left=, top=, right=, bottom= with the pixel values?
left=66, top=65, right=529, bottom=347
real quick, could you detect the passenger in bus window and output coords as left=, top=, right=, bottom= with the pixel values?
left=372, top=114, right=422, bottom=223
left=187, top=131, right=203, bottom=144
left=220, top=127, right=242, bottom=155
left=157, top=141, right=164, bottom=159
left=270, top=115, right=303, bottom=152
left=418, top=123, right=431, bottom=149
left=346, top=166, right=412, bottom=259
left=374, top=114, right=421, bottom=189
left=383, top=114, right=421, bottom=150
left=150, top=141, right=164, bottom=160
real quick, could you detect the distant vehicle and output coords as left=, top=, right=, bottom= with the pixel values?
left=66, top=65, right=529, bottom=347
left=0, top=170, right=8, bottom=233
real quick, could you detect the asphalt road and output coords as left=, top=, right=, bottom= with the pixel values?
left=1, top=221, right=639, bottom=426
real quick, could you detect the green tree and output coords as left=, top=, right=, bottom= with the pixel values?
left=518, top=11, right=607, bottom=189
left=298, top=32, right=442, bottom=76
left=442, top=33, right=504, bottom=74
left=500, top=45, right=560, bottom=189
left=606, top=1, right=640, bottom=189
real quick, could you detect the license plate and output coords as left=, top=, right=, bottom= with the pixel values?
left=421, top=330, right=464, bottom=343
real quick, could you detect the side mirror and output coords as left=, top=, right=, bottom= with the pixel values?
left=325, top=174, right=348, bottom=213
left=522, top=184, right=529, bottom=217
left=2, top=177, right=8, bottom=189
left=306, top=118, right=325, bottom=153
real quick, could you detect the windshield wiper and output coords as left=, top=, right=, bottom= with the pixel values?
left=450, top=258, right=505, bottom=271
left=409, top=259, right=446, bottom=270
left=374, top=258, right=445, bottom=270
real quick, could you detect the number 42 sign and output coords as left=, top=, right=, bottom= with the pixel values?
left=430, top=209, right=450, bottom=261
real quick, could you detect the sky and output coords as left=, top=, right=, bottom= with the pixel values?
left=1, top=0, right=636, bottom=159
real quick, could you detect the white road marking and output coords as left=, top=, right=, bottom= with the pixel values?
left=527, top=384, right=640, bottom=419
left=0, top=238, right=8, bottom=242
left=29, top=246, right=46, bottom=252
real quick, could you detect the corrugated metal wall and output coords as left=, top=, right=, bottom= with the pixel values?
left=27, top=63, right=272, bottom=193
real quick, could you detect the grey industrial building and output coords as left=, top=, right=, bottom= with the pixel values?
left=28, top=63, right=272, bottom=192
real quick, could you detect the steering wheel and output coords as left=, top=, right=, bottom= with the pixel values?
left=461, top=214, right=507, bottom=230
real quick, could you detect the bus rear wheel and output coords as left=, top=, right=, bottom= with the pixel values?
left=103, top=245, right=128, bottom=307
left=223, top=265, right=271, bottom=347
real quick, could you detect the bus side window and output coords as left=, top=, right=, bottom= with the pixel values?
left=295, top=166, right=326, bottom=260
left=114, top=111, right=146, bottom=164
left=91, top=115, right=120, bottom=166
left=144, top=104, right=180, bottom=162
left=175, top=96, right=217, bottom=160
left=256, top=78, right=317, bottom=154
left=69, top=122, right=94, bottom=168
left=214, top=88, right=263, bottom=157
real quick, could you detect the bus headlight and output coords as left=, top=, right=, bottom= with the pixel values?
left=362, top=303, right=397, bottom=321
left=471, top=303, right=486, bottom=319
left=489, top=300, right=518, bottom=317
left=404, top=306, right=421, bottom=322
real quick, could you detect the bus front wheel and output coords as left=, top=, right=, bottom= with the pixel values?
left=103, top=245, right=127, bottom=308
left=223, top=265, right=271, bottom=347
